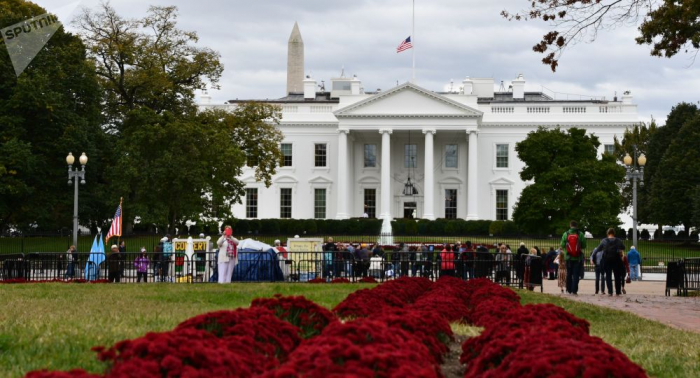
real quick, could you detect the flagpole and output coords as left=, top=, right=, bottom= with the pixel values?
left=412, top=0, right=415, bottom=83
left=118, top=197, right=123, bottom=245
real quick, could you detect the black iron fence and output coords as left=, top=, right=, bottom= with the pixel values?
left=665, top=258, right=700, bottom=297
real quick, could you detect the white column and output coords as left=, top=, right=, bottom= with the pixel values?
left=466, top=130, right=479, bottom=220
left=422, top=129, right=436, bottom=220
left=336, top=129, right=350, bottom=219
left=379, top=129, right=392, bottom=220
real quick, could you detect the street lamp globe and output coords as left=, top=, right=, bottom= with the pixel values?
left=623, top=153, right=633, bottom=166
left=66, top=152, right=75, bottom=166
left=637, top=153, right=647, bottom=167
left=79, top=152, right=88, bottom=165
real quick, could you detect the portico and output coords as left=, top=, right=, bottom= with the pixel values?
left=333, top=82, right=482, bottom=221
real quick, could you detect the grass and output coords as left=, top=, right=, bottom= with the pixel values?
left=0, top=283, right=698, bottom=378
left=518, top=290, right=700, bottom=378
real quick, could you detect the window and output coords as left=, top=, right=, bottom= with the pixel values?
left=280, top=188, right=292, bottom=218
left=445, top=144, right=458, bottom=168
left=314, top=189, right=326, bottom=219
left=405, top=144, right=417, bottom=168
left=314, top=143, right=327, bottom=167
left=496, top=144, right=509, bottom=168
left=496, top=190, right=508, bottom=221
left=245, top=188, right=258, bottom=218
left=445, top=189, right=457, bottom=219
left=280, top=143, right=293, bottom=167
left=604, top=144, right=615, bottom=155
left=364, top=189, right=376, bottom=218
left=364, top=144, right=377, bottom=167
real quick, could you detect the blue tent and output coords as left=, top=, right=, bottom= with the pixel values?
left=231, top=248, right=284, bottom=282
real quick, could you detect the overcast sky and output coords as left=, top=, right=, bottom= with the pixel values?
left=41, top=0, right=700, bottom=124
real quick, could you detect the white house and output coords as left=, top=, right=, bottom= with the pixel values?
left=201, top=24, right=639, bottom=222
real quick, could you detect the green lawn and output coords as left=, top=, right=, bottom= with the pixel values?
left=0, top=283, right=698, bottom=378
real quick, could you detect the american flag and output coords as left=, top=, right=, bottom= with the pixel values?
left=105, top=200, right=122, bottom=243
left=396, top=36, right=413, bottom=53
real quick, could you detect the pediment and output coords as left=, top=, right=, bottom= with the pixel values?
left=439, top=176, right=464, bottom=185
left=334, top=82, right=483, bottom=118
left=357, top=176, right=381, bottom=184
left=490, top=177, right=515, bottom=186
left=241, top=175, right=259, bottom=184
left=274, top=175, right=299, bottom=184
left=308, top=175, right=333, bottom=184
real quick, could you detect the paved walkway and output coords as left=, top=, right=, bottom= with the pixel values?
left=540, top=279, right=700, bottom=333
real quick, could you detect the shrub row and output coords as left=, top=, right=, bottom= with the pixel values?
left=220, top=218, right=382, bottom=236
left=391, top=219, right=519, bottom=236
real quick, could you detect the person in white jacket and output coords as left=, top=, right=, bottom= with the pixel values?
left=216, top=226, right=239, bottom=284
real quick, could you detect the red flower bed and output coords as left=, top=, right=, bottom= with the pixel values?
left=333, top=277, right=433, bottom=318
left=307, top=277, right=326, bottom=283
left=358, top=276, right=378, bottom=283
left=1, top=279, right=110, bottom=284
left=411, top=288, right=471, bottom=323
left=378, top=308, right=454, bottom=363
left=251, top=295, right=337, bottom=338
left=467, top=296, right=520, bottom=327
left=263, top=318, right=442, bottom=378
left=174, top=306, right=301, bottom=364
left=93, top=328, right=255, bottom=378
left=25, top=370, right=101, bottom=378
left=330, top=277, right=350, bottom=284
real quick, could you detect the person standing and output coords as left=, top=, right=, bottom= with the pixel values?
left=590, top=246, right=606, bottom=295
left=134, top=248, right=150, bottom=283
left=596, top=228, right=626, bottom=296
left=627, top=246, right=641, bottom=281
left=556, top=251, right=567, bottom=293
left=621, top=252, right=631, bottom=294
left=439, top=245, right=455, bottom=277
left=322, top=237, right=336, bottom=279
left=64, top=245, right=76, bottom=279
left=216, top=226, right=239, bottom=284
left=107, top=245, right=122, bottom=283
left=560, top=221, right=587, bottom=295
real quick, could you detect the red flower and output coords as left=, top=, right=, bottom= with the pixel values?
left=358, top=276, right=378, bottom=283
left=25, top=370, right=101, bottom=378
left=251, top=295, right=337, bottom=339
left=307, top=278, right=326, bottom=283
left=330, top=277, right=350, bottom=284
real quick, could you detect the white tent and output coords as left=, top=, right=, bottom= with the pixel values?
left=238, top=238, right=273, bottom=251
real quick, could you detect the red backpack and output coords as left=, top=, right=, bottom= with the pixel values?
left=566, top=232, right=582, bottom=258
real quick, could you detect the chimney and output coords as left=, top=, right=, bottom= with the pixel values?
left=200, top=90, right=211, bottom=105
left=462, top=76, right=473, bottom=95
left=287, top=22, right=304, bottom=94
left=622, top=90, right=633, bottom=104
left=304, top=75, right=316, bottom=99
left=351, top=75, right=361, bottom=95
left=512, top=74, right=525, bottom=99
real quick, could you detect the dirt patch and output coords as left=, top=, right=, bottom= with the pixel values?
left=441, top=334, right=467, bottom=378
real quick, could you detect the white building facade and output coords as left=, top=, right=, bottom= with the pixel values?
left=201, top=26, right=639, bottom=222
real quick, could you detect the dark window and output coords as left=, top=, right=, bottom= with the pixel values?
left=314, top=143, right=327, bottom=167
left=280, top=188, right=292, bottom=218
left=604, top=144, right=615, bottom=155
left=445, top=189, right=457, bottom=219
left=405, top=144, right=417, bottom=168
left=364, top=144, right=377, bottom=167
left=496, top=144, right=508, bottom=168
left=496, top=190, right=508, bottom=220
left=445, top=144, right=458, bottom=168
left=281, top=143, right=293, bottom=167
left=364, top=189, right=376, bottom=218
left=314, top=189, right=326, bottom=219
left=245, top=188, right=258, bottom=218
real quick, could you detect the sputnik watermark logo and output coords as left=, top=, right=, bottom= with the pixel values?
left=1, top=1, right=81, bottom=77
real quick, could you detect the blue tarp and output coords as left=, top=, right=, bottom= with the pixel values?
left=230, top=248, right=284, bottom=282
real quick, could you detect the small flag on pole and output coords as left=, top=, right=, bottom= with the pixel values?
left=105, top=199, right=122, bottom=243
left=396, top=36, right=413, bottom=53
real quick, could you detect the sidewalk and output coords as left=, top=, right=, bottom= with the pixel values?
left=540, top=278, right=700, bottom=333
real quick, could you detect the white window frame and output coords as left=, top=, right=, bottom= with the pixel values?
left=314, top=142, right=328, bottom=168
left=493, top=143, right=510, bottom=171
left=314, top=188, right=326, bottom=219
left=363, top=144, right=378, bottom=169
left=444, top=144, right=459, bottom=170
left=495, top=189, right=509, bottom=221
left=280, top=142, right=294, bottom=169
left=279, top=187, right=293, bottom=219
left=244, top=188, right=259, bottom=219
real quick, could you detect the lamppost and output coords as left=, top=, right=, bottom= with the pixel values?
left=623, top=146, right=646, bottom=276
left=67, top=152, right=88, bottom=249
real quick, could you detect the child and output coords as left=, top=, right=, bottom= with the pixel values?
left=621, top=252, right=631, bottom=294
left=556, top=251, right=567, bottom=294
left=134, top=248, right=150, bottom=283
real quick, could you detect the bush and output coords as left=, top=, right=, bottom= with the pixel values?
left=663, top=229, right=676, bottom=239
left=677, top=230, right=688, bottom=239
left=304, top=219, right=318, bottom=235
left=260, top=219, right=281, bottom=235
left=627, top=228, right=634, bottom=240
left=501, top=221, right=519, bottom=236
left=691, top=231, right=699, bottom=241
left=616, top=228, right=627, bottom=240
left=640, top=229, right=650, bottom=240
left=653, top=229, right=660, bottom=240
left=489, top=221, right=504, bottom=236
left=405, top=221, right=418, bottom=235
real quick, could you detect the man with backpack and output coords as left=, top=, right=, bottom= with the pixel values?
left=596, top=228, right=626, bottom=296
left=560, top=221, right=587, bottom=295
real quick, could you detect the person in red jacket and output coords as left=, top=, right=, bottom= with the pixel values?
left=440, top=245, right=455, bottom=277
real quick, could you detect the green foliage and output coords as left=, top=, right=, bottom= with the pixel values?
left=0, top=0, right=106, bottom=232
left=614, top=121, right=657, bottom=223
left=649, top=109, right=700, bottom=230
left=640, top=229, right=650, bottom=240
left=512, top=127, right=625, bottom=236
left=404, top=220, right=418, bottom=235
left=489, top=221, right=504, bottom=236
left=636, top=1, right=700, bottom=58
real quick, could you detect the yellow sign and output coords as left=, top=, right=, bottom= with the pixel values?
left=287, top=238, right=323, bottom=272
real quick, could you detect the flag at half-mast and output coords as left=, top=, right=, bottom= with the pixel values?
left=105, top=199, right=122, bottom=243
left=396, top=36, right=413, bottom=53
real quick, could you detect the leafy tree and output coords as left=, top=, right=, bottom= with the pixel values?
left=0, top=0, right=106, bottom=233
left=693, top=186, right=700, bottom=231
left=502, top=1, right=700, bottom=71
left=512, top=127, right=626, bottom=236
left=646, top=103, right=699, bottom=228
left=613, top=121, right=657, bottom=223
left=650, top=114, right=700, bottom=231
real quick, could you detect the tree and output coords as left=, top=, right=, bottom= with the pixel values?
left=502, top=1, right=700, bottom=71
left=512, top=127, right=626, bottom=236
left=650, top=114, right=700, bottom=232
left=0, top=0, right=106, bottom=233
left=646, top=103, right=699, bottom=228
left=613, top=120, right=657, bottom=223
left=75, top=4, right=282, bottom=233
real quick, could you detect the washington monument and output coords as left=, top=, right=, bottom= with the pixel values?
left=287, top=22, right=304, bottom=94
